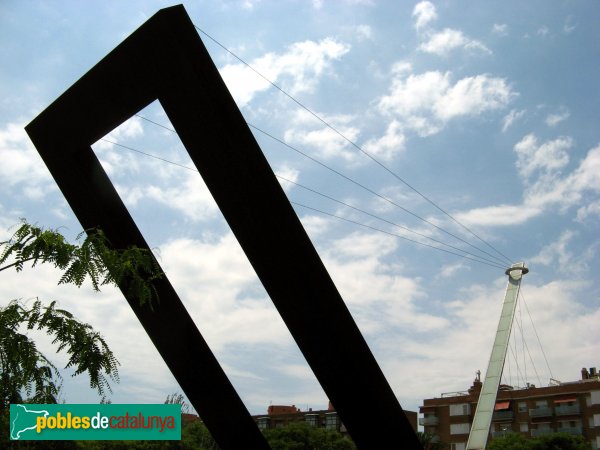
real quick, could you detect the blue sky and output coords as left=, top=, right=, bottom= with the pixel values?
left=1, top=0, right=599, bottom=417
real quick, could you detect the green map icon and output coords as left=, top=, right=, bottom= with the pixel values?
left=10, top=404, right=49, bottom=440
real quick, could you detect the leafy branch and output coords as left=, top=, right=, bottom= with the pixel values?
left=0, top=298, right=119, bottom=408
left=0, top=219, right=164, bottom=411
left=0, top=220, right=163, bottom=306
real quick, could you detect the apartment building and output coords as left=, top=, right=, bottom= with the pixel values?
left=253, top=401, right=417, bottom=435
left=420, top=367, right=600, bottom=450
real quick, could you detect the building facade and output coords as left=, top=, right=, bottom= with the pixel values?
left=420, top=367, right=600, bottom=450
left=253, top=402, right=417, bottom=435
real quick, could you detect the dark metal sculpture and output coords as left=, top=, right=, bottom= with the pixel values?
left=25, top=5, right=421, bottom=449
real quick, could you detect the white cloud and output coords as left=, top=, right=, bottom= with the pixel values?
left=92, top=117, right=146, bottom=176
left=355, top=24, right=373, bottom=41
left=298, top=213, right=333, bottom=237
left=379, top=71, right=450, bottom=119
left=219, top=38, right=350, bottom=107
left=438, top=262, right=468, bottom=278
left=567, top=143, right=600, bottom=193
left=412, top=1, right=437, bottom=31
left=145, top=172, right=219, bottom=222
left=241, top=0, right=260, bottom=10
left=275, top=164, right=300, bottom=192
left=434, top=75, right=511, bottom=120
left=283, top=110, right=361, bottom=163
left=158, top=234, right=290, bottom=352
left=537, top=26, right=550, bottom=36
left=418, top=28, right=491, bottom=56
left=529, top=229, right=575, bottom=267
left=94, top=116, right=144, bottom=150
left=391, top=61, right=413, bottom=75
left=514, top=134, right=573, bottom=179
left=456, top=142, right=600, bottom=227
left=319, top=231, right=449, bottom=335
left=377, top=71, right=515, bottom=136
left=563, top=16, right=576, bottom=34
left=455, top=203, right=542, bottom=226
left=492, top=23, right=508, bottom=36
left=502, top=109, right=526, bottom=132
left=362, top=120, right=406, bottom=161
left=545, top=108, right=570, bottom=127
left=0, top=121, right=53, bottom=198
left=576, top=200, right=600, bottom=222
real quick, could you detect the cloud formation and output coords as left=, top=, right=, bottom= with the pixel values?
left=0, top=122, right=53, bottom=199
left=377, top=71, right=515, bottom=136
left=545, top=108, right=570, bottom=127
left=412, top=1, right=437, bottom=30
left=219, top=38, right=350, bottom=107
left=283, top=110, right=361, bottom=163
left=502, top=109, right=526, bottom=132
left=418, top=28, right=491, bottom=56
left=514, top=134, right=572, bottom=179
left=456, top=140, right=600, bottom=227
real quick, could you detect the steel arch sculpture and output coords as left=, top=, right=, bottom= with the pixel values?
left=25, top=5, right=421, bottom=449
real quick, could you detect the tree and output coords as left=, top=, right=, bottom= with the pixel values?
left=416, top=431, right=445, bottom=450
left=533, top=432, right=591, bottom=450
left=0, top=299, right=119, bottom=406
left=0, top=220, right=162, bottom=410
left=488, top=432, right=592, bottom=450
left=488, top=433, right=534, bottom=450
left=262, top=422, right=356, bottom=450
left=0, top=220, right=161, bottom=306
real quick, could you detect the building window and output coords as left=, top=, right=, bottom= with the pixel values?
left=305, top=414, right=319, bottom=427
left=449, top=403, right=470, bottom=416
left=594, top=414, right=600, bottom=427
left=450, top=423, right=470, bottom=435
left=497, top=423, right=512, bottom=432
left=256, top=417, right=270, bottom=430
left=450, top=443, right=466, bottom=450
left=518, top=402, right=527, bottom=412
left=520, top=423, right=529, bottom=432
left=324, top=413, right=339, bottom=431
left=535, top=400, right=547, bottom=407
left=591, top=390, right=600, bottom=405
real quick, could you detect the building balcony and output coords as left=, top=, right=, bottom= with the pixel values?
left=531, top=428, right=554, bottom=437
left=492, top=411, right=514, bottom=421
left=419, top=416, right=439, bottom=426
left=555, top=404, right=581, bottom=416
left=529, top=406, right=553, bottom=418
left=557, top=426, right=582, bottom=435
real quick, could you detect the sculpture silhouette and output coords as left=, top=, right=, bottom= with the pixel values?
left=25, top=5, right=421, bottom=449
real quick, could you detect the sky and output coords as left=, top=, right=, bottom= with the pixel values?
left=1, top=0, right=599, bottom=419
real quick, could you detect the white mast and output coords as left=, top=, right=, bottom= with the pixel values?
left=466, top=262, right=528, bottom=450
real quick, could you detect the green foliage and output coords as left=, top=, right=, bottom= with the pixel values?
left=533, top=432, right=591, bottom=450
left=0, top=218, right=164, bottom=447
left=263, top=422, right=356, bottom=450
left=488, top=432, right=592, bottom=450
left=0, top=220, right=162, bottom=306
left=416, top=431, right=444, bottom=450
left=165, top=392, right=191, bottom=414
left=181, top=420, right=219, bottom=450
left=488, top=433, right=535, bottom=450
left=0, top=299, right=119, bottom=408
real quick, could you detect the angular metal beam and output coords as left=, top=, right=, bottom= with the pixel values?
left=25, top=5, right=421, bottom=449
